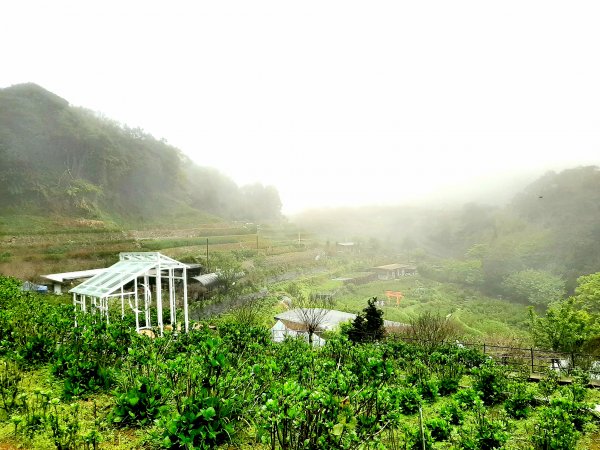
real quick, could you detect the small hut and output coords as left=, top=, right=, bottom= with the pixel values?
left=372, top=264, right=417, bottom=280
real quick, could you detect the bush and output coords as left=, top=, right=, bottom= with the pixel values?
left=440, top=400, right=464, bottom=425
left=454, top=388, right=480, bottom=410
left=459, top=401, right=509, bottom=450
left=52, top=318, right=133, bottom=399
left=426, top=417, right=451, bottom=441
left=503, top=383, right=534, bottom=419
left=112, top=376, right=167, bottom=427
left=549, top=397, right=592, bottom=432
left=471, top=360, right=508, bottom=405
left=533, top=405, right=580, bottom=450
left=397, top=387, right=422, bottom=415
left=417, top=379, right=439, bottom=403
left=162, top=395, right=235, bottom=449
left=406, top=425, right=433, bottom=450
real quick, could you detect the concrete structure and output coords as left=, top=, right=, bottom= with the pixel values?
left=21, top=281, right=48, bottom=294
left=336, top=242, right=356, bottom=253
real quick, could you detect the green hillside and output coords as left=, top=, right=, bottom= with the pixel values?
left=0, top=83, right=281, bottom=227
left=295, top=166, right=600, bottom=294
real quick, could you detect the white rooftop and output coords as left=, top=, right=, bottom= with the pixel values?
left=274, top=308, right=404, bottom=330
left=42, top=268, right=106, bottom=283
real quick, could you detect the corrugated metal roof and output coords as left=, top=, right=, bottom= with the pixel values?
left=192, top=273, right=219, bottom=287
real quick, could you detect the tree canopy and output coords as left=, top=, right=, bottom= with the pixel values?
left=0, top=83, right=282, bottom=224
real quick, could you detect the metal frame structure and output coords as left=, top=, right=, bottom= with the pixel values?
left=69, top=252, right=189, bottom=334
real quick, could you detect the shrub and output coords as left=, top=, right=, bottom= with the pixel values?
left=406, top=425, right=433, bottom=450
left=460, top=401, right=509, bottom=450
left=454, top=388, right=480, bottom=410
left=162, top=395, right=235, bottom=449
left=52, top=318, right=133, bottom=399
left=417, top=379, right=439, bottom=403
left=440, top=400, right=464, bottom=425
left=112, top=376, right=167, bottom=428
left=438, top=375, right=461, bottom=396
left=532, top=405, right=580, bottom=450
left=549, top=397, right=592, bottom=432
left=397, top=387, right=422, bottom=415
left=471, top=360, right=508, bottom=405
left=503, top=383, right=534, bottom=419
left=426, top=417, right=451, bottom=441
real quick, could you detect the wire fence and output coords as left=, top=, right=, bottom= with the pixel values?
left=269, top=325, right=600, bottom=381
left=393, top=335, right=600, bottom=381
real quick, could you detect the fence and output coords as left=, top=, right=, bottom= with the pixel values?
left=393, top=336, right=600, bottom=381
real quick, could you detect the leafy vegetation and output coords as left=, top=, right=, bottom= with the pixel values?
left=346, top=297, right=385, bottom=343
left=0, top=275, right=598, bottom=449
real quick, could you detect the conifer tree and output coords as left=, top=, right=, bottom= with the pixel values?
left=348, top=297, right=385, bottom=343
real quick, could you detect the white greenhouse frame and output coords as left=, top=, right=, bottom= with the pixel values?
left=69, top=252, right=189, bottom=335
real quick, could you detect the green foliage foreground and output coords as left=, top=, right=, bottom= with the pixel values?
left=0, top=275, right=598, bottom=449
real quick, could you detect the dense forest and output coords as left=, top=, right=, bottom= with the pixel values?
left=0, top=83, right=282, bottom=224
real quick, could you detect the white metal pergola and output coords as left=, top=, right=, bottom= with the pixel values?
left=69, top=252, right=189, bottom=335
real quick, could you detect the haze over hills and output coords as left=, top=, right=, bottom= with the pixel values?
left=294, top=165, right=600, bottom=291
left=1, top=82, right=600, bottom=291
left=0, top=83, right=282, bottom=226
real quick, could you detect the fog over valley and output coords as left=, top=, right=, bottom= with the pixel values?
left=2, top=1, right=600, bottom=213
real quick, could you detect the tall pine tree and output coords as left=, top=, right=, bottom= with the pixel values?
left=348, top=297, right=385, bottom=343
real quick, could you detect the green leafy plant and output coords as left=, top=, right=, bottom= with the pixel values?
left=426, top=417, right=451, bottom=441
left=417, top=379, right=439, bottom=403
left=532, top=405, right=580, bottom=450
left=503, top=382, right=534, bottom=419
left=454, top=387, right=480, bottom=410
left=440, top=400, right=464, bottom=425
left=396, top=387, right=422, bottom=415
left=112, top=376, right=167, bottom=428
left=471, top=360, right=508, bottom=405
left=48, top=399, right=82, bottom=450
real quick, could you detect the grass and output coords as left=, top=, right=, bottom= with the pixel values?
left=1, top=215, right=535, bottom=343
left=279, top=272, right=532, bottom=342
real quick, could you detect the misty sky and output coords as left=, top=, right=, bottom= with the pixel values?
left=2, top=1, right=599, bottom=213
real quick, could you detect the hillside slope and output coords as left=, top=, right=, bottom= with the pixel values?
left=0, top=83, right=281, bottom=226
left=294, top=166, right=600, bottom=291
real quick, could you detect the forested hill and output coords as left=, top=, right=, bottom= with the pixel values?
left=0, top=83, right=282, bottom=225
left=295, top=165, right=600, bottom=293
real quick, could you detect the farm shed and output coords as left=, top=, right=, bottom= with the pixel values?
left=372, top=264, right=417, bottom=280
left=272, top=309, right=404, bottom=345
left=21, top=281, right=48, bottom=294
left=336, top=242, right=356, bottom=252
left=69, top=252, right=189, bottom=335
left=271, top=319, right=326, bottom=346
left=42, top=268, right=107, bottom=294
left=332, top=272, right=377, bottom=285
left=192, top=272, right=219, bottom=289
